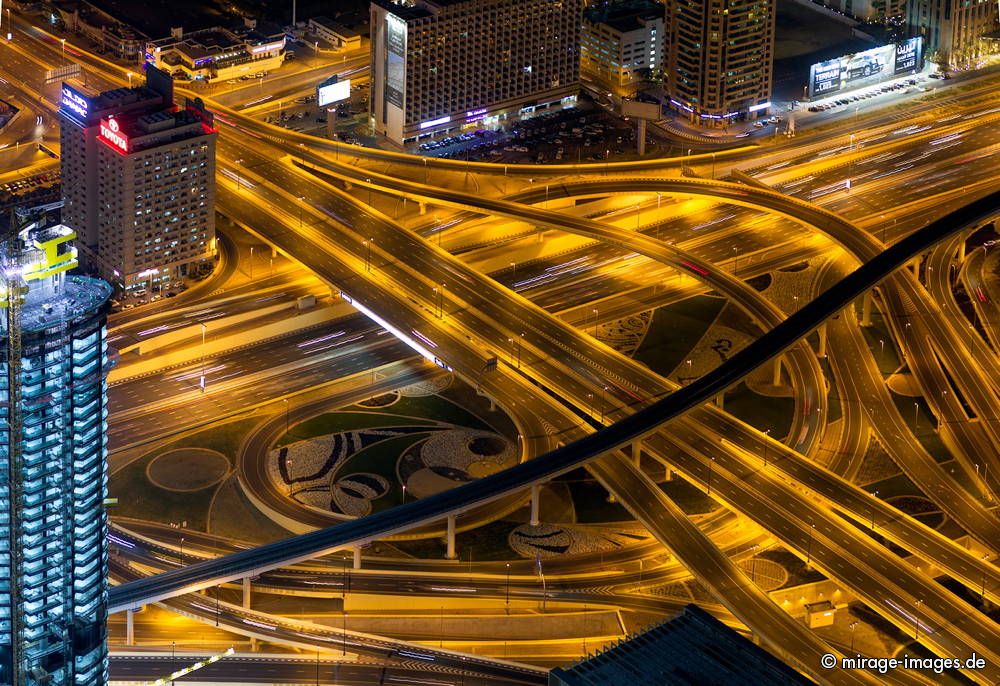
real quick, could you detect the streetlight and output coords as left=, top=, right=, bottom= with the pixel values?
left=762, top=428, right=771, bottom=467
left=806, top=524, right=815, bottom=566
left=505, top=562, right=511, bottom=614
left=850, top=622, right=858, bottom=651
left=282, top=398, right=289, bottom=436
left=914, top=599, right=923, bottom=639
left=298, top=196, right=305, bottom=228
left=199, top=323, right=207, bottom=392
left=592, top=307, right=598, bottom=336
left=707, top=456, right=715, bottom=495
left=342, top=610, right=348, bottom=655
left=60, top=37, right=66, bottom=57
left=510, top=261, right=516, bottom=287
left=732, top=247, right=739, bottom=276
left=366, top=178, right=372, bottom=207
left=126, top=71, right=134, bottom=87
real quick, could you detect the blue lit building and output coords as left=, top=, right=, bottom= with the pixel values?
left=0, top=225, right=112, bottom=685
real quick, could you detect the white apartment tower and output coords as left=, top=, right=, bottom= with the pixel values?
left=581, top=0, right=665, bottom=97
left=665, top=0, right=775, bottom=125
left=59, top=67, right=216, bottom=292
left=370, top=0, right=583, bottom=146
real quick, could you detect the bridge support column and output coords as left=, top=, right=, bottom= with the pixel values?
left=632, top=439, right=642, bottom=467
left=772, top=356, right=782, bottom=386
left=446, top=515, right=457, bottom=559
left=271, top=246, right=277, bottom=258
left=243, top=577, right=252, bottom=609
left=353, top=547, right=362, bottom=570
left=911, top=258, right=920, bottom=275
left=489, top=398, right=495, bottom=412
left=530, top=485, right=541, bottom=526
left=861, top=292, right=873, bottom=327
left=126, top=609, right=135, bottom=646
left=664, top=466, right=673, bottom=481
left=715, top=393, right=724, bottom=410
left=817, top=322, right=827, bottom=358
left=419, top=202, right=427, bottom=215
left=958, top=242, right=966, bottom=261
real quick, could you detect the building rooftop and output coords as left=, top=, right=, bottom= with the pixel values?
left=584, top=0, right=663, bottom=33
left=371, top=0, right=434, bottom=21
left=548, top=605, right=813, bottom=686
left=310, top=15, right=361, bottom=37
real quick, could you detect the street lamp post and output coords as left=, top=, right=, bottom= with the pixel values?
left=298, top=197, right=305, bottom=228
left=762, top=428, right=770, bottom=467
left=733, top=247, right=739, bottom=276
left=283, top=398, right=289, bottom=436
left=199, top=323, right=207, bottom=392
left=505, top=562, right=511, bottom=614
left=850, top=622, right=858, bottom=652
left=592, top=308, right=598, bottom=336
left=914, top=599, right=923, bottom=639
left=806, top=524, right=815, bottom=566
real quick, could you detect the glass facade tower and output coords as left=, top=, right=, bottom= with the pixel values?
left=0, top=225, right=112, bottom=685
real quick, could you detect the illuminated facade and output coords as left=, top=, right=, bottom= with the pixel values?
left=370, top=0, right=583, bottom=146
left=906, top=0, right=997, bottom=66
left=58, top=67, right=216, bottom=292
left=665, top=0, right=775, bottom=125
left=0, top=224, right=113, bottom=686
left=144, top=24, right=286, bottom=83
left=581, top=0, right=664, bottom=97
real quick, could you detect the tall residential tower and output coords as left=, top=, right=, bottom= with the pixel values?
left=370, top=0, right=583, bottom=146
left=0, top=223, right=113, bottom=685
left=59, top=67, right=216, bottom=294
left=665, top=0, right=775, bottom=125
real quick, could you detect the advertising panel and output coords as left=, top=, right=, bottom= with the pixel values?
left=99, top=117, right=129, bottom=153
left=807, top=38, right=923, bottom=98
left=385, top=13, right=406, bottom=110
left=318, top=77, right=351, bottom=106
left=60, top=83, right=92, bottom=119
left=893, top=37, right=922, bottom=75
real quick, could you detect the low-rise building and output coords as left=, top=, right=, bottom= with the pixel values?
left=580, top=0, right=664, bottom=97
left=308, top=16, right=363, bottom=49
left=144, top=21, right=286, bottom=82
left=53, top=0, right=147, bottom=61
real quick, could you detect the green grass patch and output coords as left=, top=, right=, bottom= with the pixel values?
left=279, top=411, right=437, bottom=446
left=634, top=295, right=726, bottom=376
left=888, top=392, right=950, bottom=461
left=658, top=477, right=719, bottom=515
left=108, top=417, right=259, bottom=531
left=723, top=381, right=795, bottom=441
left=208, top=476, right=294, bottom=543
left=350, top=393, right=493, bottom=431
left=558, top=469, right=634, bottom=523
left=856, top=306, right=901, bottom=375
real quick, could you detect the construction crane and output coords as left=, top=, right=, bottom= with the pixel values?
left=4, top=214, right=28, bottom=685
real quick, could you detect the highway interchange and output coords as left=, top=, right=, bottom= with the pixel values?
left=1, top=9, right=999, bottom=685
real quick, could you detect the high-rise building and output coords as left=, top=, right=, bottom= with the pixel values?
left=0, top=223, right=113, bottom=686
left=59, top=67, right=216, bottom=293
left=664, top=0, right=775, bottom=126
left=906, top=0, right=997, bottom=67
left=370, top=0, right=583, bottom=146
left=580, top=0, right=664, bottom=97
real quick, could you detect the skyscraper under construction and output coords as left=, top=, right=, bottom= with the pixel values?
left=0, top=223, right=112, bottom=685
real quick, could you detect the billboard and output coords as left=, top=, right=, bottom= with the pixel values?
left=318, top=76, right=350, bottom=106
left=808, top=38, right=923, bottom=98
left=384, top=13, right=406, bottom=110
left=60, top=83, right=93, bottom=119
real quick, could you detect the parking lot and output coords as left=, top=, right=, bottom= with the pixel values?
left=410, top=103, right=651, bottom=165
left=806, top=76, right=927, bottom=113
